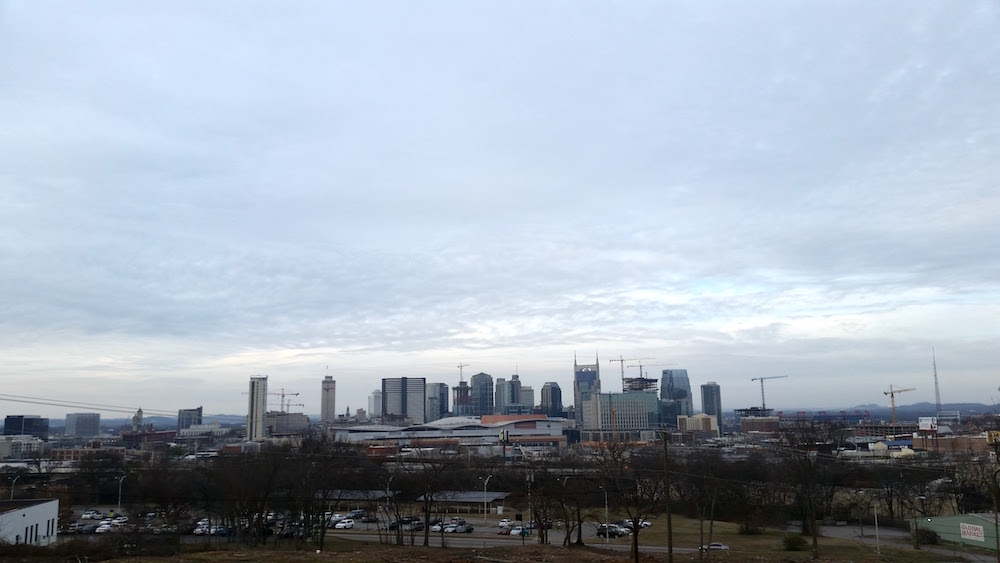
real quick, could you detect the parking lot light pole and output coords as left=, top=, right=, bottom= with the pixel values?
left=481, top=474, right=493, bottom=525
left=9, top=475, right=20, bottom=500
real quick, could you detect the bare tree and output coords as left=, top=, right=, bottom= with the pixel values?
left=594, top=441, right=666, bottom=563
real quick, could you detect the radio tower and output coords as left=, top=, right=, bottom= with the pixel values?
left=933, top=348, right=942, bottom=416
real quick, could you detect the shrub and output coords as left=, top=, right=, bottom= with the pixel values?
left=783, top=533, right=808, bottom=551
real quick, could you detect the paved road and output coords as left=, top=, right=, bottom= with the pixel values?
left=333, top=530, right=698, bottom=554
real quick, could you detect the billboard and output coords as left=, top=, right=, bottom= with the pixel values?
left=961, top=523, right=985, bottom=542
left=918, top=417, right=938, bottom=431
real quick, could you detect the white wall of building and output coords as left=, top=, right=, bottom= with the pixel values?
left=0, top=499, right=59, bottom=546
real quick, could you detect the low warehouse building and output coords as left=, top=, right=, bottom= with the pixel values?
left=0, top=499, right=59, bottom=546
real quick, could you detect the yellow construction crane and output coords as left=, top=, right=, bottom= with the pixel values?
left=884, top=385, right=916, bottom=425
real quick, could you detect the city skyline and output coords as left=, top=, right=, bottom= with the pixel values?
left=1, top=3, right=997, bottom=418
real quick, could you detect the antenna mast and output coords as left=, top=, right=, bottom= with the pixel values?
left=932, top=348, right=942, bottom=415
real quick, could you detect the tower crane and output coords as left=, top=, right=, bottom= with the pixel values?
left=883, top=385, right=916, bottom=425
left=267, top=388, right=300, bottom=413
left=609, top=355, right=654, bottom=391
left=751, top=375, right=788, bottom=411
left=457, top=363, right=470, bottom=383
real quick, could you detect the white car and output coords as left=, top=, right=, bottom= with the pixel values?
left=81, top=510, right=102, bottom=520
left=430, top=523, right=444, bottom=532
left=498, top=518, right=513, bottom=527
left=95, top=524, right=113, bottom=534
left=334, top=518, right=354, bottom=529
left=112, top=516, right=128, bottom=524
left=700, top=542, right=730, bottom=551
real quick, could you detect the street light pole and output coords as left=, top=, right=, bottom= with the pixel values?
left=9, top=475, right=20, bottom=500
left=117, top=475, right=127, bottom=511
left=481, top=474, right=493, bottom=525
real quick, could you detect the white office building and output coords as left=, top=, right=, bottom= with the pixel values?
left=246, top=375, right=268, bottom=441
left=0, top=499, right=59, bottom=545
left=321, top=376, right=336, bottom=422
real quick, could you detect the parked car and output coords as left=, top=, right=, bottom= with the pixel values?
left=95, top=524, right=113, bottom=534
left=403, top=521, right=424, bottom=532
left=444, top=524, right=460, bottom=533
left=498, top=518, right=513, bottom=527
left=496, top=526, right=512, bottom=535
left=509, top=526, right=526, bottom=537
left=596, top=524, right=623, bottom=538
left=361, top=514, right=378, bottom=523
left=334, top=518, right=354, bottom=529
left=112, top=516, right=129, bottom=524
left=700, top=542, right=730, bottom=551
left=347, top=509, right=365, bottom=518
left=450, top=517, right=466, bottom=525
left=455, top=524, right=475, bottom=533
left=81, top=510, right=102, bottom=520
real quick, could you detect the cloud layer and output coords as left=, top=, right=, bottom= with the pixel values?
left=1, top=1, right=998, bottom=417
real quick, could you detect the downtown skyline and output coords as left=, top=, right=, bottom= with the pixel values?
left=1, top=2, right=997, bottom=418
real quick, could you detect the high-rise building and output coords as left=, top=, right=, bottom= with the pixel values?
left=177, top=407, right=203, bottom=432
left=521, top=385, right=534, bottom=412
left=581, top=391, right=659, bottom=441
left=470, top=372, right=494, bottom=417
left=573, top=355, right=600, bottom=426
left=65, top=413, right=100, bottom=438
left=426, top=383, right=449, bottom=422
left=368, top=389, right=383, bottom=417
left=381, top=377, right=426, bottom=424
left=321, top=376, right=337, bottom=423
left=541, top=382, right=563, bottom=416
left=452, top=381, right=472, bottom=416
left=661, top=369, right=694, bottom=416
left=495, top=377, right=512, bottom=415
left=3, top=415, right=49, bottom=440
left=701, top=381, right=723, bottom=432
left=247, top=376, right=268, bottom=441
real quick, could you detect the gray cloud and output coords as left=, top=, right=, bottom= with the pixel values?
left=0, top=1, right=997, bottom=417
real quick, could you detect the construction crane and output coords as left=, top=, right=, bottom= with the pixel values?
left=609, top=355, right=654, bottom=391
left=267, top=388, right=300, bottom=413
left=751, top=375, right=788, bottom=411
left=457, top=363, right=470, bottom=383
left=884, top=385, right=916, bottom=425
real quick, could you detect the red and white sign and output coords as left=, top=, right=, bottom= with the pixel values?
left=961, top=523, right=985, bottom=542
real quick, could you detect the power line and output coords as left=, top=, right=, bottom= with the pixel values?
left=0, top=394, right=176, bottom=416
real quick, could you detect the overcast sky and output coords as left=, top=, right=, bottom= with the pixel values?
left=1, top=1, right=998, bottom=420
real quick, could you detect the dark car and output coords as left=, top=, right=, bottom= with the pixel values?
left=497, top=527, right=512, bottom=535
left=361, top=515, right=378, bottom=523
left=596, top=524, right=623, bottom=538
left=347, top=509, right=365, bottom=518
left=455, top=524, right=475, bottom=533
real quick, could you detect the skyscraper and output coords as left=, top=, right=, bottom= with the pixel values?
left=661, top=369, right=694, bottom=416
left=426, top=382, right=449, bottom=421
left=321, top=376, right=337, bottom=423
left=573, top=355, right=600, bottom=426
left=470, top=372, right=494, bottom=417
left=701, top=381, right=723, bottom=433
left=381, top=377, right=426, bottom=424
left=521, top=386, right=534, bottom=413
left=177, top=407, right=202, bottom=432
left=452, top=380, right=472, bottom=416
left=3, top=415, right=49, bottom=439
left=541, top=382, right=563, bottom=416
left=247, top=376, right=268, bottom=441
left=65, top=413, right=100, bottom=438
left=495, top=377, right=512, bottom=415
left=368, top=389, right=383, bottom=417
